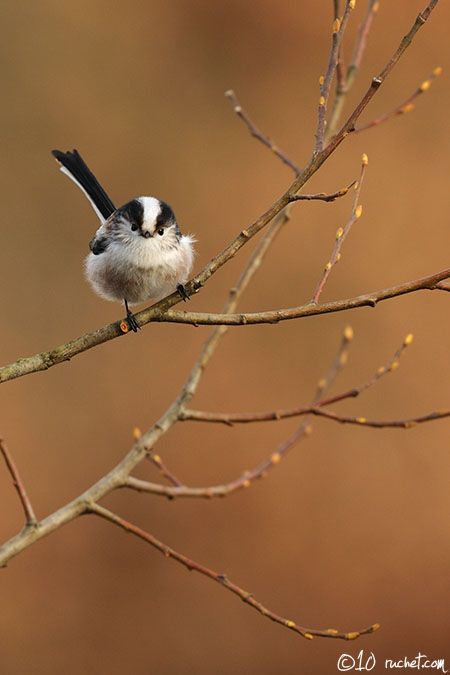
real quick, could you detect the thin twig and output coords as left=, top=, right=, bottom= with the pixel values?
left=225, top=90, right=300, bottom=174
left=309, top=407, right=450, bottom=428
left=312, top=155, right=367, bottom=303
left=180, top=331, right=414, bottom=425
left=319, top=0, right=439, bottom=160
left=146, top=453, right=184, bottom=487
left=131, top=427, right=184, bottom=486
left=88, top=502, right=379, bottom=641
left=288, top=181, right=355, bottom=203
left=355, top=66, right=442, bottom=133
left=315, top=0, right=357, bottom=153
left=326, top=0, right=380, bottom=141
left=0, top=439, right=37, bottom=526
left=125, top=425, right=312, bottom=499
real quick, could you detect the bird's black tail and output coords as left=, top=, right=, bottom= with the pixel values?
left=52, top=149, right=116, bottom=220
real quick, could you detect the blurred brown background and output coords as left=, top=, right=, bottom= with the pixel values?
left=1, top=1, right=449, bottom=673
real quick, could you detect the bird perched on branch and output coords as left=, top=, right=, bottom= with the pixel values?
left=52, top=149, right=195, bottom=332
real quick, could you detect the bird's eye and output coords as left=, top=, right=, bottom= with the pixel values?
left=157, top=228, right=164, bottom=236
left=131, top=223, right=138, bottom=231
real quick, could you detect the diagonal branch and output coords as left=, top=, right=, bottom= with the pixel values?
left=354, top=66, right=442, bottom=134
left=88, top=502, right=380, bottom=641
left=225, top=90, right=300, bottom=174
left=326, top=0, right=380, bottom=141
left=311, top=154, right=367, bottom=303
left=315, top=0, right=357, bottom=153
left=0, top=439, right=37, bottom=527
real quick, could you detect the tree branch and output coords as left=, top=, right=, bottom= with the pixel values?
left=311, top=154, right=367, bottom=303
left=225, top=89, right=300, bottom=174
left=0, top=439, right=37, bottom=527
left=87, top=503, right=380, bottom=641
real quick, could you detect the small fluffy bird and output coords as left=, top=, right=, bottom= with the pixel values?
left=52, top=149, right=195, bottom=331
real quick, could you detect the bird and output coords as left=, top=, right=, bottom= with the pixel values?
left=52, top=149, right=195, bottom=332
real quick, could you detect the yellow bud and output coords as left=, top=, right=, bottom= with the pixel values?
left=356, top=417, right=367, bottom=424
left=353, top=180, right=359, bottom=190
left=373, top=1, right=380, bottom=12
left=420, top=80, right=431, bottom=92
left=433, top=66, right=442, bottom=77
left=133, top=427, right=142, bottom=440
left=336, top=252, right=342, bottom=261
left=333, top=17, right=341, bottom=33
left=327, top=628, right=339, bottom=635
left=305, top=425, right=313, bottom=436
left=344, top=325, right=354, bottom=341
left=405, top=421, right=418, bottom=429
left=319, top=75, right=324, bottom=85
left=336, top=227, right=344, bottom=238
left=271, top=452, right=281, bottom=464
left=304, top=633, right=314, bottom=640
left=372, top=623, right=381, bottom=632
left=286, top=620, right=295, bottom=628
left=349, top=0, right=356, bottom=8
left=401, top=103, right=415, bottom=114
left=355, top=205, right=363, bottom=218
left=362, top=153, right=369, bottom=165
left=243, top=479, right=251, bottom=488
left=318, top=377, right=326, bottom=389
left=346, top=631, right=359, bottom=640
left=404, top=333, right=414, bottom=346
left=319, top=95, right=325, bottom=106
left=339, top=352, right=348, bottom=366
left=390, top=361, right=399, bottom=371
left=152, top=454, right=161, bottom=464
left=377, top=366, right=385, bottom=375
left=326, top=262, right=332, bottom=271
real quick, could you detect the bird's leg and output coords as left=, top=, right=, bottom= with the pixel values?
left=124, top=298, right=140, bottom=332
left=177, top=284, right=190, bottom=302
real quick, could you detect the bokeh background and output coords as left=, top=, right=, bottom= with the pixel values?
left=1, top=1, right=449, bottom=673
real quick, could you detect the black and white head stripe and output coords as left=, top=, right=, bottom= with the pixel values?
left=52, top=149, right=116, bottom=222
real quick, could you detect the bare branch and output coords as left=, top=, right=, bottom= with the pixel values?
left=147, top=267, right=450, bottom=327
left=88, top=502, right=380, bottom=641
left=355, top=66, right=442, bottom=133
left=225, top=90, right=300, bottom=174
left=0, top=439, right=37, bottom=527
left=181, top=332, right=420, bottom=426
left=315, top=0, right=357, bottom=153
left=326, top=0, right=380, bottom=141
left=288, top=180, right=356, bottom=203
left=311, top=155, right=367, bottom=303
left=315, top=0, right=440, bottom=163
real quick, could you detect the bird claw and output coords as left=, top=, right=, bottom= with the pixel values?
left=177, top=284, right=190, bottom=302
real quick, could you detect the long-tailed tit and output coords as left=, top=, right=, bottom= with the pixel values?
left=52, top=149, right=195, bottom=332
